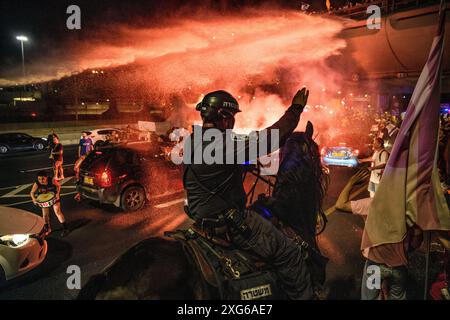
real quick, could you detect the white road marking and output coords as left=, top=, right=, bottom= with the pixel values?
left=154, top=198, right=185, bottom=208
left=0, top=186, right=19, bottom=191
left=2, top=191, right=78, bottom=207
left=19, top=163, right=75, bottom=173
left=59, top=177, right=74, bottom=185
left=0, top=177, right=75, bottom=199
left=151, top=189, right=184, bottom=199
left=0, top=184, right=32, bottom=198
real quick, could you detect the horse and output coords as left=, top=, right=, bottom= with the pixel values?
left=77, top=122, right=328, bottom=300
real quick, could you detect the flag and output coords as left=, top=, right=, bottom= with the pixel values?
left=361, top=0, right=450, bottom=266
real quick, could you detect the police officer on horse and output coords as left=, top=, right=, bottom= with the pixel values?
left=183, top=88, right=313, bottom=299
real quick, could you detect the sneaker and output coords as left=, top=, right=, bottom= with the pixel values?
left=60, top=228, right=70, bottom=237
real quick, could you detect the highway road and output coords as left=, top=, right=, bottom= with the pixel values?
left=0, top=146, right=436, bottom=300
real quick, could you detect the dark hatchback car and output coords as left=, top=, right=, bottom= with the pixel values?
left=77, top=143, right=182, bottom=211
left=0, top=133, right=47, bottom=155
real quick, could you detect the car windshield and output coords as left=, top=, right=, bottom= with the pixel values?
left=16, top=133, right=32, bottom=139
left=97, top=130, right=113, bottom=135
left=81, top=148, right=116, bottom=169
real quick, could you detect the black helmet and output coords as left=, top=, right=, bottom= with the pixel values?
left=196, top=90, right=241, bottom=122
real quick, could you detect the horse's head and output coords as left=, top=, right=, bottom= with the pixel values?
left=273, top=121, right=328, bottom=242
left=279, top=121, right=317, bottom=170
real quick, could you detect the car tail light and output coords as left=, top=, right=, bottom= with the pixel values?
left=353, top=149, right=360, bottom=156
left=98, top=170, right=112, bottom=187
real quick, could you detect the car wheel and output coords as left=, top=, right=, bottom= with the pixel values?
left=121, top=185, right=145, bottom=212
left=34, top=142, right=44, bottom=151
left=0, top=145, right=8, bottom=154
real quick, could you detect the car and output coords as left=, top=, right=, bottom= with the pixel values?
left=77, top=142, right=182, bottom=212
left=0, top=132, right=47, bottom=154
left=321, top=143, right=360, bottom=167
left=86, top=128, right=126, bottom=147
left=0, top=207, right=48, bottom=284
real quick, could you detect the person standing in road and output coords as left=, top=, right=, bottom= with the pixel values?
left=50, top=134, right=64, bottom=181
left=74, top=136, right=91, bottom=202
left=47, top=130, right=55, bottom=151
left=30, top=171, right=69, bottom=237
left=334, top=170, right=423, bottom=300
left=359, top=137, right=389, bottom=197
left=78, top=131, right=93, bottom=158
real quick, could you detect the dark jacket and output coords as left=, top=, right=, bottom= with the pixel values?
left=183, top=104, right=302, bottom=219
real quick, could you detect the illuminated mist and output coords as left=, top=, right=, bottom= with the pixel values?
left=1, top=9, right=349, bottom=134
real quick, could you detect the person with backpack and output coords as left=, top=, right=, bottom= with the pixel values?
left=359, top=137, right=389, bottom=197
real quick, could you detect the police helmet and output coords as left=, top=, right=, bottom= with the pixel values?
left=196, top=90, right=241, bottom=122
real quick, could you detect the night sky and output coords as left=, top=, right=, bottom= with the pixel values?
left=0, top=0, right=343, bottom=78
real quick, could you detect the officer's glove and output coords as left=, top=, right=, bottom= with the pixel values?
left=291, top=87, right=309, bottom=113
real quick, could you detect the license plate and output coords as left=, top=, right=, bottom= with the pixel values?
left=84, top=176, right=94, bottom=185
left=332, top=152, right=345, bottom=158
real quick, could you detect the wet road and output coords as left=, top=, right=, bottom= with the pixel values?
left=0, top=149, right=430, bottom=299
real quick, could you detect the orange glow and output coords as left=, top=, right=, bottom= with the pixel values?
left=0, top=9, right=364, bottom=145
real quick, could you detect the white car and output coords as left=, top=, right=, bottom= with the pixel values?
left=0, top=207, right=47, bottom=283
left=85, top=128, right=125, bottom=147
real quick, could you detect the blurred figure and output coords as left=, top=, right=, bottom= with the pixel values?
left=50, top=134, right=64, bottom=180
left=47, top=130, right=55, bottom=151
left=384, top=121, right=400, bottom=153
left=359, top=137, right=389, bottom=197
left=438, top=116, right=450, bottom=191
left=334, top=170, right=423, bottom=300
left=78, top=131, right=93, bottom=158
left=377, top=120, right=389, bottom=141
left=73, top=152, right=89, bottom=202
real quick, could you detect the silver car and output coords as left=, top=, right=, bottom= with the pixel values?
left=0, top=207, right=47, bottom=283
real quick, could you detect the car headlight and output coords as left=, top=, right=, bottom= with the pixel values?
left=0, top=234, right=29, bottom=247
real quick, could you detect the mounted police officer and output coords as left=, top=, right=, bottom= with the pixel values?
left=183, top=88, right=313, bottom=299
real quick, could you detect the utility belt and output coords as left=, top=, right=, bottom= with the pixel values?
left=193, top=208, right=251, bottom=240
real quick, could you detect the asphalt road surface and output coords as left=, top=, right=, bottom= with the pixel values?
left=0, top=147, right=432, bottom=300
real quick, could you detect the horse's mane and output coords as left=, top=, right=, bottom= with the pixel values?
left=272, top=131, right=329, bottom=245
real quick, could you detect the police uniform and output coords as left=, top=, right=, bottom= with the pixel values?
left=183, top=91, right=313, bottom=299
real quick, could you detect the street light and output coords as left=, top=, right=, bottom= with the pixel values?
left=16, top=35, right=28, bottom=79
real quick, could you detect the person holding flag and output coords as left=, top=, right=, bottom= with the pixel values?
left=360, top=0, right=450, bottom=300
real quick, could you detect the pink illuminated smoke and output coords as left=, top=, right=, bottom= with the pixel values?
left=2, top=9, right=348, bottom=132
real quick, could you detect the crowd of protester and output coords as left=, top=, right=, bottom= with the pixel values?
left=439, top=115, right=450, bottom=190
left=25, top=94, right=449, bottom=299
left=331, top=108, right=450, bottom=300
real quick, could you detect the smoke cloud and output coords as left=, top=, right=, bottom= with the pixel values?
left=1, top=8, right=349, bottom=135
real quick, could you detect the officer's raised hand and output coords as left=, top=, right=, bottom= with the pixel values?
left=292, top=87, right=309, bottom=112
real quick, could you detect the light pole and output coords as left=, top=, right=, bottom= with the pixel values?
left=16, top=35, right=28, bottom=79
